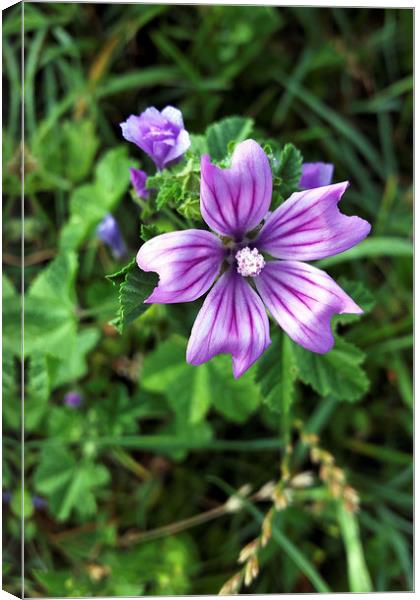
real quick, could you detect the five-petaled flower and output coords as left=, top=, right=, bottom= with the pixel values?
left=120, top=106, right=191, bottom=171
left=137, top=140, right=371, bottom=378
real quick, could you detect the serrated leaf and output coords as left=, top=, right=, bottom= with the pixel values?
left=275, top=143, right=303, bottom=200
left=140, top=224, right=160, bottom=242
left=292, top=335, right=369, bottom=402
left=256, top=332, right=298, bottom=414
left=110, top=261, right=158, bottom=333
left=188, top=133, right=208, bottom=157
left=59, top=147, right=131, bottom=251
left=142, top=335, right=260, bottom=424
left=206, top=116, right=254, bottom=161
left=33, top=447, right=110, bottom=521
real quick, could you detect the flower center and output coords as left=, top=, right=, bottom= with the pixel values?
left=235, top=247, right=265, bottom=278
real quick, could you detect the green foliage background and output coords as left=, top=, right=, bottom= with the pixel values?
left=2, top=3, right=412, bottom=596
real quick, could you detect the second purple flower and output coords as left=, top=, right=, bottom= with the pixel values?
left=120, top=106, right=191, bottom=171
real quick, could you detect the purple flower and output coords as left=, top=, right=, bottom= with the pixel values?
left=129, top=167, right=151, bottom=199
left=2, top=490, right=11, bottom=504
left=137, top=140, right=371, bottom=378
left=32, top=495, right=47, bottom=510
left=64, top=391, right=83, bottom=408
left=300, top=162, right=334, bottom=189
left=121, top=106, right=191, bottom=171
left=97, top=214, right=127, bottom=259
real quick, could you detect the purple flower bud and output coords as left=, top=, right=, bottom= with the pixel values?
left=97, top=214, right=127, bottom=259
left=129, top=167, right=151, bottom=199
left=64, top=391, right=83, bottom=408
left=32, top=495, right=47, bottom=510
left=120, top=106, right=191, bottom=171
left=299, top=162, right=334, bottom=189
left=2, top=490, right=11, bottom=504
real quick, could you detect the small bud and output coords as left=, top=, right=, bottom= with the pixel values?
left=343, top=485, right=360, bottom=513
left=310, top=447, right=322, bottom=463
left=64, top=391, right=83, bottom=408
left=261, top=510, right=273, bottom=547
left=238, top=539, right=258, bottom=564
left=301, top=432, right=319, bottom=446
left=219, top=572, right=242, bottom=595
left=290, top=471, right=315, bottom=488
left=225, top=484, right=252, bottom=513
left=328, top=480, right=342, bottom=498
left=97, top=214, right=127, bottom=259
left=272, top=487, right=291, bottom=510
left=244, top=555, right=259, bottom=587
left=32, top=495, right=47, bottom=510
left=330, top=466, right=345, bottom=483
left=255, top=480, right=276, bottom=500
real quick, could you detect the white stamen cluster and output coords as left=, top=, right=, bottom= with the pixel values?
left=235, top=247, right=265, bottom=278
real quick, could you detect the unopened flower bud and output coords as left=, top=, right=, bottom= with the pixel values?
left=238, top=539, right=258, bottom=564
left=219, top=572, right=242, bottom=595
left=244, top=555, right=259, bottom=587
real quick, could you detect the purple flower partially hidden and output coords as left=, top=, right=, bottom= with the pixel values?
left=137, top=140, right=371, bottom=378
left=129, top=167, right=151, bottom=199
left=97, top=214, right=127, bottom=259
left=300, top=162, right=334, bottom=189
left=2, top=490, right=11, bottom=504
left=121, top=106, right=191, bottom=171
left=64, top=391, right=83, bottom=408
left=32, top=495, right=47, bottom=510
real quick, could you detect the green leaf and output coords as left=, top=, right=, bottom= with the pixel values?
left=25, top=355, right=51, bottom=431
left=108, top=260, right=158, bottom=333
left=140, top=224, right=161, bottom=242
left=142, top=335, right=260, bottom=424
left=292, top=335, right=369, bottom=402
left=10, top=488, right=34, bottom=520
left=274, top=142, right=303, bottom=200
left=205, top=116, right=254, bottom=161
left=30, top=119, right=98, bottom=190
left=337, top=504, right=373, bottom=592
left=59, top=147, right=131, bottom=251
left=256, top=332, right=298, bottom=414
left=33, top=447, right=110, bottom=521
left=25, top=252, right=78, bottom=359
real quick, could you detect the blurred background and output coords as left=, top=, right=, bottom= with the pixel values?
left=2, top=3, right=413, bottom=596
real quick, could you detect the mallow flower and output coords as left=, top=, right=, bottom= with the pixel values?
left=129, top=167, right=151, bottom=200
left=300, top=162, right=334, bottom=189
left=137, top=140, right=371, bottom=378
left=120, top=106, right=191, bottom=170
left=64, top=391, right=83, bottom=408
left=97, top=214, right=127, bottom=259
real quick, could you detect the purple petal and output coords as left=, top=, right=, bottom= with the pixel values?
left=165, top=129, right=191, bottom=164
left=200, top=139, right=272, bottom=240
left=137, top=230, right=225, bottom=304
left=64, top=391, right=83, bottom=408
left=120, top=106, right=190, bottom=170
left=256, top=182, right=371, bottom=261
left=300, top=162, right=334, bottom=189
left=187, top=267, right=271, bottom=378
left=97, top=214, right=127, bottom=259
left=161, top=106, right=184, bottom=129
left=130, top=168, right=150, bottom=199
left=255, top=260, right=362, bottom=353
